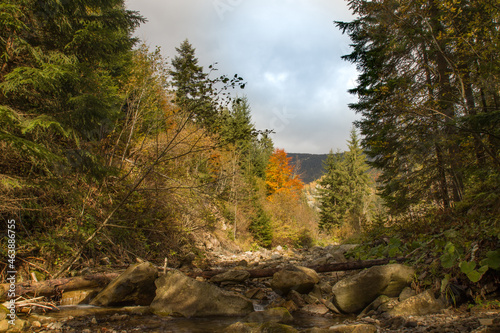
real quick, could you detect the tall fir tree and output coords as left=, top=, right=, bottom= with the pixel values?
left=318, top=128, right=371, bottom=231
left=337, top=0, right=500, bottom=219
left=344, top=128, right=371, bottom=230
left=0, top=0, right=144, bottom=175
left=317, top=150, right=348, bottom=231
left=169, top=39, right=215, bottom=127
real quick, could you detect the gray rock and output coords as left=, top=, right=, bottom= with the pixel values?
left=210, top=270, right=250, bottom=283
left=331, top=264, right=415, bottom=313
left=245, top=288, right=267, bottom=300
left=386, top=290, right=445, bottom=316
left=301, top=303, right=330, bottom=315
left=358, top=295, right=392, bottom=317
left=271, top=266, right=320, bottom=296
left=151, top=270, right=254, bottom=317
left=90, top=262, right=158, bottom=306
left=333, top=244, right=359, bottom=255
left=61, top=289, right=99, bottom=305
left=288, top=290, right=307, bottom=307
left=398, top=287, right=416, bottom=301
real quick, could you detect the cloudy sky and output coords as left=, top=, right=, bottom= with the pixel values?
left=124, top=0, right=359, bottom=154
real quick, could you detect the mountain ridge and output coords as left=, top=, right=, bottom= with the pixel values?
left=288, top=153, right=330, bottom=184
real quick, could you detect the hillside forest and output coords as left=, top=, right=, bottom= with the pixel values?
left=0, top=0, right=499, bottom=303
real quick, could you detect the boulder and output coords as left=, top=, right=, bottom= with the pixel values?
left=358, top=295, right=392, bottom=317
left=61, top=289, right=99, bottom=305
left=245, top=288, right=267, bottom=300
left=398, top=287, right=416, bottom=301
left=151, top=270, right=254, bottom=317
left=90, top=262, right=158, bottom=306
left=331, top=264, right=414, bottom=313
left=271, top=266, right=320, bottom=296
left=301, top=304, right=330, bottom=316
left=210, top=270, right=250, bottom=283
left=386, top=290, right=445, bottom=316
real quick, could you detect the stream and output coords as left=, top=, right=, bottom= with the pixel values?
left=33, top=304, right=352, bottom=332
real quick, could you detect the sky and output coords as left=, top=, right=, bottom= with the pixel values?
left=124, top=0, right=359, bottom=154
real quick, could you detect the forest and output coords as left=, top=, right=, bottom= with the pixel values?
left=0, top=0, right=499, bottom=308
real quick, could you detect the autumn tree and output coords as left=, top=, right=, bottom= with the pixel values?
left=265, top=148, right=303, bottom=198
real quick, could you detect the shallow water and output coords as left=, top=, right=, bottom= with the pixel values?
left=42, top=305, right=351, bottom=332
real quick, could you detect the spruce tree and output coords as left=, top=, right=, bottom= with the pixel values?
left=344, top=128, right=371, bottom=230
left=318, top=128, right=371, bottom=232
left=317, top=150, right=348, bottom=231
left=169, top=39, right=215, bottom=127
left=337, top=0, right=500, bottom=219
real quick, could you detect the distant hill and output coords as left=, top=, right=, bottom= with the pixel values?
left=288, top=153, right=329, bottom=184
left=289, top=152, right=380, bottom=185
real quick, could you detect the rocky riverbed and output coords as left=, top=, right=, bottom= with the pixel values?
left=1, top=245, right=499, bottom=332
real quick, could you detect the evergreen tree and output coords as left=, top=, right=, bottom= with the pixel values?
left=0, top=0, right=144, bottom=175
left=169, top=39, right=215, bottom=127
left=249, top=206, right=273, bottom=248
left=221, top=97, right=255, bottom=149
left=318, top=128, right=371, bottom=231
left=337, top=0, right=500, bottom=219
left=344, top=128, right=371, bottom=230
left=317, top=150, right=348, bottom=231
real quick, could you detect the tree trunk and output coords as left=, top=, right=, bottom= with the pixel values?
left=192, top=257, right=406, bottom=279
left=0, top=273, right=119, bottom=302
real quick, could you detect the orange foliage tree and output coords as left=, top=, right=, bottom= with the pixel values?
left=265, top=148, right=303, bottom=198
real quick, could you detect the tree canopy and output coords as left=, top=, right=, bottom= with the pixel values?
left=337, top=0, right=500, bottom=220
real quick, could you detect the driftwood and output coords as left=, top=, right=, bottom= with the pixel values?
left=0, top=272, right=119, bottom=302
left=192, top=257, right=407, bottom=279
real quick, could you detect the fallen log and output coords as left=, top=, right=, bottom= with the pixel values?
left=0, top=272, right=120, bottom=302
left=193, top=257, right=407, bottom=279
left=1, top=258, right=406, bottom=300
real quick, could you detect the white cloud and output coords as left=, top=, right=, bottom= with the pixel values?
left=125, top=0, right=359, bottom=153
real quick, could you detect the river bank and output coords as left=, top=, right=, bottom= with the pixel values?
left=2, top=245, right=499, bottom=332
